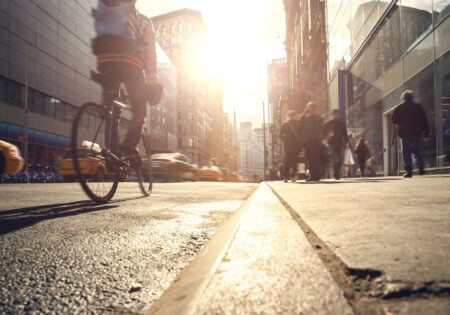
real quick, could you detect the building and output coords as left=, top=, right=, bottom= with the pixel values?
left=149, top=45, right=178, bottom=153
left=152, top=9, right=225, bottom=166
left=205, top=79, right=224, bottom=166
left=223, top=113, right=239, bottom=173
left=283, top=0, right=328, bottom=115
left=239, top=122, right=264, bottom=179
left=267, top=58, right=289, bottom=171
left=0, top=0, right=177, bottom=168
left=326, top=0, right=450, bottom=175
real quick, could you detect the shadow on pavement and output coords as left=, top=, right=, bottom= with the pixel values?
left=0, top=196, right=147, bottom=235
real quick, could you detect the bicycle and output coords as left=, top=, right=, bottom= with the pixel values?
left=70, top=71, right=158, bottom=203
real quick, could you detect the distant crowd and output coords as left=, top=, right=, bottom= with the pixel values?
left=279, top=90, right=429, bottom=182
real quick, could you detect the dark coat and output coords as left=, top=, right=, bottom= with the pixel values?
left=392, top=101, right=429, bottom=138
left=299, top=113, right=323, bottom=143
left=355, top=144, right=370, bottom=162
left=323, top=118, right=349, bottom=146
left=279, top=119, right=301, bottom=152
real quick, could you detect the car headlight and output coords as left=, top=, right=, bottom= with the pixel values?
left=8, top=145, right=20, bottom=156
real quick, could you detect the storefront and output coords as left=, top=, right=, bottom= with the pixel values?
left=327, top=0, right=450, bottom=175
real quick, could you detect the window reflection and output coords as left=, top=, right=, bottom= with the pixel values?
left=401, top=0, right=432, bottom=51
left=379, top=5, right=401, bottom=72
left=432, top=0, right=450, bottom=25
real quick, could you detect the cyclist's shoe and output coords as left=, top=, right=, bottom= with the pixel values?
left=119, top=144, right=141, bottom=168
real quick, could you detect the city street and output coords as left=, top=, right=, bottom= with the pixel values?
left=0, top=182, right=256, bottom=314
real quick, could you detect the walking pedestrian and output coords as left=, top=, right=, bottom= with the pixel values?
left=279, top=110, right=301, bottom=182
left=392, top=90, right=429, bottom=177
left=323, top=109, right=349, bottom=180
left=354, top=138, right=370, bottom=177
left=299, top=102, right=324, bottom=181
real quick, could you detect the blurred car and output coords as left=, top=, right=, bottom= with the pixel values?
left=198, top=165, right=223, bottom=181
left=59, top=141, right=115, bottom=182
left=228, top=172, right=245, bottom=182
left=150, top=153, right=198, bottom=182
left=0, top=140, right=24, bottom=175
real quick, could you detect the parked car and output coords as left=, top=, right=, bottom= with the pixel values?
left=198, top=165, right=223, bottom=181
left=150, top=153, right=198, bottom=182
left=0, top=140, right=24, bottom=175
left=228, top=172, right=245, bottom=182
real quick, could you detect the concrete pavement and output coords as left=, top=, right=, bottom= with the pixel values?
left=150, top=175, right=450, bottom=314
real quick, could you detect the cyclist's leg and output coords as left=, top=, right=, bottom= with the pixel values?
left=120, top=64, right=147, bottom=152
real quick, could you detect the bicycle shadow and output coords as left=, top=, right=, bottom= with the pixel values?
left=0, top=196, right=147, bottom=236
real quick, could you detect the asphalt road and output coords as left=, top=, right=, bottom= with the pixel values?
left=0, top=182, right=256, bottom=314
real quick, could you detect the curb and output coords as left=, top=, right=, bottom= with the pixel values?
left=146, top=185, right=260, bottom=315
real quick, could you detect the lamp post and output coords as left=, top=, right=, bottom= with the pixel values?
left=262, top=101, right=267, bottom=181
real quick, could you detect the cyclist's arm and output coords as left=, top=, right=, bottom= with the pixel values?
left=142, top=18, right=157, bottom=85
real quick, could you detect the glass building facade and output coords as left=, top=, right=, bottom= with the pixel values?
left=0, top=0, right=177, bottom=168
left=327, top=0, right=450, bottom=175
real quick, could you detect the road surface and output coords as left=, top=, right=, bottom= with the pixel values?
left=0, top=182, right=256, bottom=314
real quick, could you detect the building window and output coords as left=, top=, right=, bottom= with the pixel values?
left=162, top=40, right=167, bottom=47
left=188, top=23, right=193, bottom=32
left=155, top=27, right=159, bottom=37
left=31, top=91, right=50, bottom=115
left=0, top=77, right=6, bottom=103
left=171, top=23, right=175, bottom=34
left=178, top=35, right=183, bottom=44
left=188, top=137, right=194, bottom=147
left=162, top=26, right=166, bottom=35
left=6, top=80, right=25, bottom=108
left=178, top=22, right=183, bottom=32
left=187, top=86, right=193, bottom=94
left=188, top=112, right=193, bottom=119
left=54, top=99, right=64, bottom=121
left=170, top=37, right=176, bottom=45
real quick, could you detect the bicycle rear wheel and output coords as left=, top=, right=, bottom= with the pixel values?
left=125, top=151, right=152, bottom=197
left=71, top=102, right=119, bottom=203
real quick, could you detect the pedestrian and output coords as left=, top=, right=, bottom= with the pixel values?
left=279, top=109, right=301, bottom=182
left=354, top=138, right=370, bottom=177
left=323, top=109, right=349, bottom=180
left=299, top=102, right=324, bottom=181
left=392, top=90, right=429, bottom=177
left=342, top=142, right=355, bottom=178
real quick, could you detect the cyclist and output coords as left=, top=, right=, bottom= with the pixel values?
left=93, top=0, right=158, bottom=155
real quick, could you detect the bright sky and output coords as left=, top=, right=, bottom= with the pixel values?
left=136, top=0, right=286, bottom=127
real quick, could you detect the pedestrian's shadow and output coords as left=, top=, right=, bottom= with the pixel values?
left=0, top=196, right=147, bottom=236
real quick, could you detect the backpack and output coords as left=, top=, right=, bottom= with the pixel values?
left=95, top=0, right=139, bottom=40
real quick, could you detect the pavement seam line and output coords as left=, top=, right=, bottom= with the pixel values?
left=266, top=182, right=450, bottom=314
left=267, top=182, right=368, bottom=314
left=146, top=185, right=259, bottom=315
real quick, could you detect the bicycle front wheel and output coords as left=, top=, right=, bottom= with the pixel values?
left=71, top=103, right=119, bottom=203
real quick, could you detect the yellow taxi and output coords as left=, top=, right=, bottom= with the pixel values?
left=59, top=141, right=111, bottom=181
left=0, top=140, right=24, bottom=174
left=198, top=165, right=223, bottom=181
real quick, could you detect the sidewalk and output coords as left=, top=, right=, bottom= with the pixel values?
left=148, top=175, right=450, bottom=315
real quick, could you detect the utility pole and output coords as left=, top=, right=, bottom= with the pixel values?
left=263, top=101, right=266, bottom=181
left=24, top=47, right=29, bottom=183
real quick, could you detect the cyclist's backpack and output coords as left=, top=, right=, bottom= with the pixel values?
left=93, top=0, right=140, bottom=55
